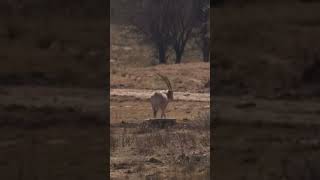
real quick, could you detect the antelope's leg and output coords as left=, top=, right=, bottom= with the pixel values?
left=161, top=109, right=165, bottom=118
left=151, top=103, right=156, bottom=118
left=153, top=106, right=158, bottom=118
left=154, top=109, right=157, bottom=118
left=162, top=104, right=167, bottom=118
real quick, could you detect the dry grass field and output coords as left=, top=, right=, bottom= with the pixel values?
left=213, top=96, right=320, bottom=180
left=3, top=0, right=320, bottom=179
left=0, top=11, right=108, bottom=179
left=0, top=87, right=107, bottom=179
left=110, top=22, right=210, bottom=179
left=0, top=15, right=107, bottom=88
left=213, top=2, right=320, bottom=97
left=212, top=1, right=320, bottom=179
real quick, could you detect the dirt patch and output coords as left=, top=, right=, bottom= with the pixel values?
left=111, top=88, right=209, bottom=102
left=111, top=95, right=209, bottom=124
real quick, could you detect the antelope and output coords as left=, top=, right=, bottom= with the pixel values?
left=150, top=73, right=174, bottom=119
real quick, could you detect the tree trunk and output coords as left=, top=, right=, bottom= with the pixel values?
left=158, top=46, right=167, bottom=64
left=175, top=50, right=183, bottom=64
left=202, top=39, right=209, bottom=62
left=203, top=47, right=209, bottom=62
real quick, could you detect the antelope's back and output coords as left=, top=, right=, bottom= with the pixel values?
left=150, top=91, right=168, bottom=104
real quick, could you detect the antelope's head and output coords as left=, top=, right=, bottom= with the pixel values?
left=157, top=73, right=174, bottom=100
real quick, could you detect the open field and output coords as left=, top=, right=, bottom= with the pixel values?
left=110, top=15, right=210, bottom=178
left=110, top=88, right=320, bottom=179
left=110, top=109, right=210, bottom=179
left=0, top=12, right=108, bottom=179
left=0, top=86, right=107, bottom=179
left=213, top=1, right=320, bottom=179
left=213, top=96, right=320, bottom=180
left=110, top=93, right=210, bottom=179
left=0, top=126, right=106, bottom=180
left=110, top=24, right=210, bottom=93
left=110, top=64, right=210, bottom=179
left=0, top=1, right=108, bottom=179
left=111, top=95, right=209, bottom=124
left=0, top=16, right=107, bottom=88
left=111, top=62, right=210, bottom=93
left=213, top=2, right=320, bottom=97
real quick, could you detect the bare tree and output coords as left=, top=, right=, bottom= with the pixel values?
left=194, top=0, right=210, bottom=62
left=135, top=0, right=208, bottom=64
left=168, top=0, right=198, bottom=64
left=134, top=0, right=172, bottom=64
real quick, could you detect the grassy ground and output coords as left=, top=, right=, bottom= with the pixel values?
left=213, top=2, right=320, bottom=97
left=213, top=124, right=320, bottom=180
left=111, top=62, right=210, bottom=93
left=111, top=96, right=209, bottom=124
left=0, top=13, right=108, bottom=179
left=0, top=126, right=106, bottom=180
left=0, top=87, right=107, bottom=179
left=111, top=110, right=210, bottom=179
left=110, top=24, right=210, bottom=93
left=0, top=15, right=107, bottom=88
left=110, top=20, right=210, bottom=178
left=212, top=96, right=320, bottom=180
left=212, top=2, right=320, bottom=180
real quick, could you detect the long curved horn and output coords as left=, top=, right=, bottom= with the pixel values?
left=165, top=76, right=172, bottom=91
left=156, top=73, right=172, bottom=91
